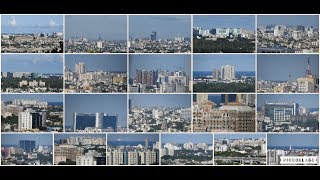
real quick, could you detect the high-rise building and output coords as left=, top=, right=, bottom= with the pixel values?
left=18, top=110, right=45, bottom=131
left=145, top=137, right=149, bottom=149
left=135, top=69, right=142, bottom=84
left=150, top=31, right=157, bottom=41
left=196, top=94, right=208, bottom=104
left=74, top=113, right=118, bottom=132
left=264, top=102, right=298, bottom=125
left=212, top=69, right=219, bottom=80
left=221, top=94, right=237, bottom=105
left=75, top=62, right=86, bottom=74
left=19, top=140, right=36, bottom=152
left=221, top=65, right=235, bottom=80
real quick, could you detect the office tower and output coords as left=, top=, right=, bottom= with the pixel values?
left=18, top=111, right=45, bottom=130
left=221, top=94, right=237, bottom=105
left=145, top=137, right=149, bottom=149
left=135, top=69, right=142, bottom=84
left=19, top=140, right=36, bottom=152
left=150, top=31, right=157, bottom=41
left=221, top=65, right=235, bottom=80
left=74, top=113, right=118, bottom=132
left=75, top=62, right=86, bottom=74
left=264, top=102, right=298, bottom=126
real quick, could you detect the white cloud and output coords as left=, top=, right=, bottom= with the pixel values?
left=9, top=16, right=16, bottom=27
left=49, top=19, right=56, bottom=27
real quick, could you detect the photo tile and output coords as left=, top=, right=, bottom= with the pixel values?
left=129, top=54, right=191, bottom=93
left=1, top=15, right=63, bottom=53
left=64, top=54, right=127, bottom=93
left=65, top=15, right=127, bottom=53
left=257, top=94, right=319, bottom=132
left=107, top=133, right=160, bottom=165
left=193, top=94, right=256, bottom=132
left=1, top=94, right=63, bottom=132
left=65, top=94, right=127, bottom=133
left=129, top=94, right=192, bottom=132
left=54, top=133, right=106, bottom=165
left=193, top=15, right=256, bottom=53
left=267, top=134, right=319, bottom=165
left=257, top=15, right=319, bottom=53
left=1, top=133, right=53, bottom=165
left=161, top=133, right=213, bottom=165
left=1, top=54, right=63, bottom=93
left=257, top=54, right=319, bottom=93
left=193, top=54, right=255, bottom=93
left=214, top=133, right=266, bottom=165
left=129, top=15, right=191, bottom=53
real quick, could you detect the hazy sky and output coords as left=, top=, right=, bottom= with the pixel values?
left=2, top=134, right=53, bottom=146
left=54, top=134, right=106, bottom=141
left=214, top=134, right=266, bottom=140
left=194, top=15, right=255, bottom=31
left=1, top=54, right=63, bottom=73
left=108, top=134, right=159, bottom=142
left=257, top=55, right=319, bottom=81
left=267, top=134, right=319, bottom=147
left=257, top=94, right=319, bottom=108
left=161, top=134, right=213, bottom=144
left=193, top=54, right=255, bottom=71
left=130, top=15, right=191, bottom=39
left=2, top=94, right=63, bottom=102
left=65, top=94, right=127, bottom=127
left=65, top=15, right=127, bottom=40
left=65, top=54, right=127, bottom=72
left=2, top=15, right=63, bottom=34
left=129, top=54, right=191, bottom=77
left=258, top=15, right=319, bottom=27
left=130, top=94, right=191, bottom=108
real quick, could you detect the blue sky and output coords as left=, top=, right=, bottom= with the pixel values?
left=2, top=134, right=53, bottom=146
left=257, top=55, right=319, bottom=81
left=161, top=134, right=213, bottom=144
left=129, top=15, right=191, bottom=39
left=258, top=15, right=319, bottom=27
left=257, top=94, right=319, bottom=108
left=130, top=94, right=191, bottom=108
left=267, top=134, right=319, bottom=147
left=214, top=134, right=266, bottom=140
left=2, top=15, right=63, bottom=34
left=65, top=94, right=127, bottom=127
left=65, top=15, right=127, bottom=40
left=129, top=54, right=191, bottom=77
left=194, top=15, right=255, bottom=31
left=2, top=94, right=62, bottom=102
left=54, top=134, right=106, bottom=141
left=193, top=54, right=255, bottom=71
left=65, top=54, right=127, bottom=72
left=108, top=134, right=159, bottom=142
left=1, top=54, right=63, bottom=74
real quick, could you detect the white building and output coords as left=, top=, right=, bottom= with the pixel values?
left=76, top=155, right=96, bottom=165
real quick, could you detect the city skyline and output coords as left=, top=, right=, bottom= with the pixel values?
left=129, top=54, right=191, bottom=77
left=1, top=94, right=62, bottom=102
left=258, top=15, right=319, bottom=27
left=54, top=133, right=106, bottom=141
left=194, top=15, right=255, bottom=31
left=193, top=54, right=255, bottom=71
left=267, top=134, right=319, bottom=147
left=257, top=55, right=319, bottom=81
left=65, top=94, right=127, bottom=127
left=257, top=94, right=319, bottom=108
left=161, top=134, right=213, bottom=144
left=2, top=15, right=63, bottom=34
left=214, top=134, right=266, bottom=140
left=1, top=134, right=53, bottom=146
left=1, top=54, right=63, bottom=74
left=130, top=94, right=191, bottom=108
left=108, top=134, right=159, bottom=144
left=65, top=54, right=127, bottom=72
left=129, top=15, right=191, bottom=39
left=65, top=15, right=127, bottom=40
